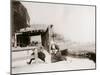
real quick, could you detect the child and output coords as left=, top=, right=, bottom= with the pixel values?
left=38, top=46, right=45, bottom=62
left=27, top=50, right=35, bottom=64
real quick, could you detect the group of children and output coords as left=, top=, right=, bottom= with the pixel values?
left=27, top=46, right=46, bottom=64
left=27, top=42, right=67, bottom=64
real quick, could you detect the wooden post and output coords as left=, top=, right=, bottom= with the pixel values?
left=48, top=25, right=51, bottom=54
left=14, top=33, right=17, bottom=47
left=48, top=25, right=53, bottom=54
left=34, top=48, right=38, bottom=63
left=14, top=33, right=22, bottom=48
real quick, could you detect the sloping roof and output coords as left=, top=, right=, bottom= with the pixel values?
left=20, top=24, right=49, bottom=32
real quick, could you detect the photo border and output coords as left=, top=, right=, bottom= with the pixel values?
left=10, top=0, right=96, bottom=74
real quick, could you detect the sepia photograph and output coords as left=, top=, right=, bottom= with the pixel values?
left=11, top=0, right=96, bottom=74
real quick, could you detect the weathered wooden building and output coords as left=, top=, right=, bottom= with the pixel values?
left=14, top=24, right=53, bottom=53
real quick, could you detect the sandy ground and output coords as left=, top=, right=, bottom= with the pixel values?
left=12, top=51, right=95, bottom=74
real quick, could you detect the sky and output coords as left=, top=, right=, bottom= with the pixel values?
left=21, top=2, right=95, bottom=43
